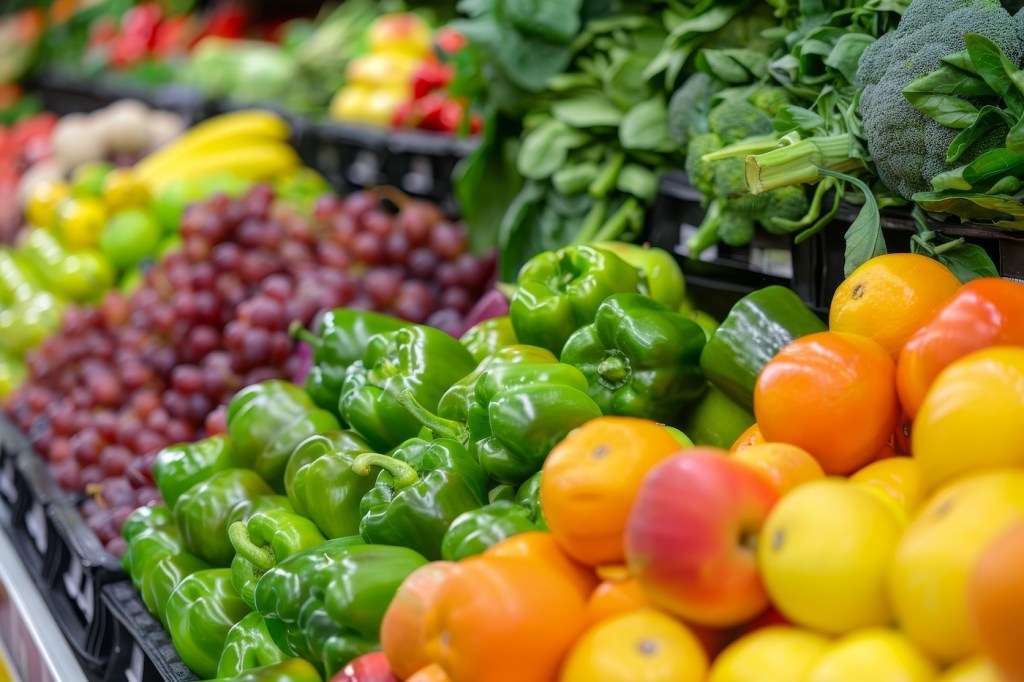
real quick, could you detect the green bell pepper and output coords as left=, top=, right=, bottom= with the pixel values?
left=174, top=468, right=275, bottom=566
left=700, top=286, right=826, bottom=411
left=217, top=612, right=290, bottom=678
left=514, top=472, right=549, bottom=530
left=208, top=659, right=322, bottom=682
left=350, top=437, right=487, bottom=560
left=510, top=245, right=644, bottom=355
left=665, top=426, right=695, bottom=448
left=489, top=483, right=517, bottom=503
left=142, top=551, right=212, bottom=630
left=291, top=309, right=409, bottom=417
left=591, top=241, right=686, bottom=311
left=166, top=568, right=252, bottom=680
left=227, top=381, right=342, bottom=493
left=679, top=384, right=756, bottom=449
left=436, top=345, right=559, bottom=423
left=400, top=360, right=603, bottom=485
left=339, top=325, right=476, bottom=452
left=561, top=293, right=707, bottom=424
left=121, top=505, right=174, bottom=546
left=459, top=316, right=519, bottom=363
left=440, top=501, right=540, bottom=561
left=286, top=433, right=378, bottom=539
left=229, top=508, right=327, bottom=609
left=153, top=435, right=237, bottom=510
left=253, top=538, right=427, bottom=677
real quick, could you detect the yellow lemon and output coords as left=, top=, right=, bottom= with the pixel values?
left=101, top=168, right=151, bottom=211
left=937, top=658, right=1002, bottom=682
left=57, top=198, right=107, bottom=248
left=850, top=456, right=925, bottom=515
left=912, top=347, right=1024, bottom=491
left=559, top=609, right=707, bottom=682
left=25, top=179, right=71, bottom=229
left=807, top=628, right=937, bottom=682
left=758, top=478, right=906, bottom=634
left=889, top=469, right=1024, bottom=664
left=708, top=626, right=831, bottom=682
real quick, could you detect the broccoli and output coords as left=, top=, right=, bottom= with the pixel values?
left=856, top=0, right=1024, bottom=199
left=685, top=132, right=724, bottom=197
left=719, top=208, right=756, bottom=247
left=761, top=186, right=812, bottom=234
left=748, top=86, right=793, bottom=117
left=707, top=101, right=774, bottom=145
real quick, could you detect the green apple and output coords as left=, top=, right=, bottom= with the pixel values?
left=100, top=208, right=162, bottom=269
left=70, top=161, right=115, bottom=199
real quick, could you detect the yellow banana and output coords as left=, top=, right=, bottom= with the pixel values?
left=143, top=142, right=302, bottom=191
left=135, top=110, right=291, bottom=182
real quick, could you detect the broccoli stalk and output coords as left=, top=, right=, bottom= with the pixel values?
left=745, top=134, right=865, bottom=194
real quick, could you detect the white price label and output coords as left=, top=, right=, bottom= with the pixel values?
left=62, top=556, right=95, bottom=626
left=0, top=457, right=16, bottom=507
left=125, top=642, right=144, bottom=682
left=24, top=500, right=47, bottom=558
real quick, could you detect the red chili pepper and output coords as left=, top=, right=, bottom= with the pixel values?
left=411, top=62, right=454, bottom=100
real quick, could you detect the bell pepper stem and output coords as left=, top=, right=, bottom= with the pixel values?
left=351, top=453, right=420, bottom=488
left=288, top=321, right=322, bottom=350
left=597, top=355, right=630, bottom=384
left=228, top=522, right=276, bottom=572
left=396, top=389, right=469, bottom=442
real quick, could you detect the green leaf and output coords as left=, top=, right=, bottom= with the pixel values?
left=667, top=72, right=714, bottom=147
left=551, top=94, right=623, bottom=128
left=941, top=50, right=975, bottom=73
left=547, top=72, right=601, bottom=92
left=498, top=181, right=548, bottom=282
left=517, top=119, right=572, bottom=179
left=819, top=169, right=884, bottom=276
left=945, top=105, right=1013, bottom=163
left=695, top=49, right=769, bottom=84
left=962, top=147, right=1024, bottom=188
left=903, top=65, right=995, bottom=97
left=1008, top=115, right=1024, bottom=153
left=823, top=33, right=875, bottom=85
left=505, top=0, right=583, bottom=43
left=912, top=190, right=1024, bottom=229
left=774, top=105, right=825, bottom=133
left=937, top=242, right=999, bottom=282
left=963, top=33, right=1024, bottom=112
left=902, top=91, right=981, bottom=129
left=605, top=52, right=657, bottom=110
left=616, top=164, right=658, bottom=201
left=619, top=97, right=672, bottom=151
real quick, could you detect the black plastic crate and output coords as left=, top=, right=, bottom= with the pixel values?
left=42, top=503, right=129, bottom=676
left=7, top=452, right=65, bottom=589
left=101, top=582, right=198, bottom=682
left=206, top=97, right=312, bottom=151
left=647, top=171, right=821, bottom=316
left=30, top=68, right=212, bottom=125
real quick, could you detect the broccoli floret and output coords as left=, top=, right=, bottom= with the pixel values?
left=668, top=73, right=716, bottom=149
left=685, top=132, right=724, bottom=197
left=711, top=156, right=750, bottom=199
left=760, top=186, right=812, bottom=234
left=718, top=208, right=756, bottom=247
left=857, top=0, right=1024, bottom=199
left=748, top=87, right=793, bottom=117
left=708, top=101, right=774, bottom=145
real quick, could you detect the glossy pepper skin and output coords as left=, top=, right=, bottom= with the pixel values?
left=229, top=507, right=327, bottom=609
left=227, top=380, right=342, bottom=493
left=679, top=384, right=756, bottom=449
left=510, top=245, right=644, bottom=355
left=700, top=286, right=826, bottom=411
left=208, top=658, right=322, bottom=682
left=436, top=345, right=558, bottom=422
left=217, top=612, right=290, bottom=678
left=514, top=472, right=549, bottom=530
left=121, top=505, right=174, bottom=545
left=142, top=551, right=212, bottom=630
left=351, top=438, right=487, bottom=560
left=165, top=568, right=252, bottom=680
left=459, top=316, right=519, bottom=363
left=561, top=293, right=707, bottom=423
left=401, top=360, right=603, bottom=485
left=153, top=435, right=237, bottom=510
left=287, top=433, right=378, bottom=539
left=339, top=326, right=476, bottom=452
left=440, top=501, right=540, bottom=561
left=173, top=468, right=275, bottom=566
left=254, top=538, right=428, bottom=677
left=292, top=309, right=409, bottom=417
left=590, top=241, right=686, bottom=311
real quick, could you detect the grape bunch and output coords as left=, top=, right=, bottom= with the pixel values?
left=5, top=184, right=495, bottom=556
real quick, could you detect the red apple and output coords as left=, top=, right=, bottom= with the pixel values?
left=329, top=651, right=400, bottom=682
left=625, top=449, right=779, bottom=627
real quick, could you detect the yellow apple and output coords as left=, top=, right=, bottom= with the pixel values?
left=850, top=456, right=924, bottom=515
left=937, top=658, right=1003, bottom=682
left=708, top=626, right=831, bottom=682
left=807, top=628, right=937, bottom=682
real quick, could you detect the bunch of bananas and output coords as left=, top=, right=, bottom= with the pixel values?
left=134, top=110, right=301, bottom=191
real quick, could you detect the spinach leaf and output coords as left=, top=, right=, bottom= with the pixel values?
left=498, top=181, right=548, bottom=281
left=823, top=32, right=875, bottom=85
left=937, top=242, right=1000, bottom=282
left=619, top=97, right=673, bottom=151
left=551, top=93, right=623, bottom=128
left=962, top=147, right=1024, bottom=188
left=616, top=164, right=659, bottom=201
left=517, top=119, right=572, bottom=179
left=946, top=105, right=1013, bottom=163
left=696, top=49, right=768, bottom=84
left=505, top=0, right=582, bottom=44
left=819, top=169, right=885, bottom=276
left=963, top=33, right=1024, bottom=113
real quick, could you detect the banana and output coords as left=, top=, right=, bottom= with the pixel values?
left=135, top=110, right=291, bottom=182
left=143, top=142, right=302, bottom=190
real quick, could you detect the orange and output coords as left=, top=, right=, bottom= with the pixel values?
left=541, top=416, right=683, bottom=566
left=730, top=423, right=765, bottom=454
left=829, top=253, right=960, bottom=360
left=406, top=664, right=453, bottom=682
left=424, top=555, right=588, bottom=682
left=586, top=576, right=654, bottom=625
left=753, top=332, right=899, bottom=475
left=730, top=442, right=825, bottom=496
left=380, top=561, right=460, bottom=679
left=560, top=609, right=709, bottom=682
left=969, top=521, right=1024, bottom=682
left=483, top=531, right=599, bottom=598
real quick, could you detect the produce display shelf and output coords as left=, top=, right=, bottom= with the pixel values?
left=0, top=524, right=92, bottom=682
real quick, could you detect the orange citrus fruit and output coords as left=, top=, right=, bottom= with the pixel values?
left=730, top=423, right=765, bottom=454
left=969, top=521, right=1024, bottom=681
left=730, top=442, right=825, bottom=496
left=829, top=254, right=960, bottom=361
